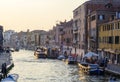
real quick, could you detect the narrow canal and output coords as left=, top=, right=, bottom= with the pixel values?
left=9, top=50, right=118, bottom=82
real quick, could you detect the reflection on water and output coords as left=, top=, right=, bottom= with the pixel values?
left=9, top=50, right=119, bottom=82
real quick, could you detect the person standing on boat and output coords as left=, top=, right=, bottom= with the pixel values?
left=109, top=76, right=117, bottom=82
left=1, top=63, right=7, bottom=78
left=64, top=51, right=68, bottom=59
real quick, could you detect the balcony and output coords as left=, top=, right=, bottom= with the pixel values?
left=73, top=39, right=79, bottom=44
left=73, top=26, right=78, bottom=34
left=60, top=31, right=65, bottom=35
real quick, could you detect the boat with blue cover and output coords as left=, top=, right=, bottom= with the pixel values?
left=1, top=74, right=19, bottom=82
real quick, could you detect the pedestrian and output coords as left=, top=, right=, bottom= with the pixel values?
left=1, top=63, right=7, bottom=78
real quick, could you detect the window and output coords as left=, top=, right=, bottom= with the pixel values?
left=111, top=15, right=114, bottom=20
left=104, top=25, right=106, bottom=31
left=108, top=36, right=113, bottom=44
left=105, top=37, right=107, bottom=43
left=75, top=11, right=78, bottom=16
left=74, top=20, right=78, bottom=27
left=91, top=15, right=96, bottom=21
left=111, top=24, right=114, bottom=30
left=107, top=37, right=108, bottom=43
left=75, top=34, right=77, bottom=40
left=105, top=3, right=113, bottom=8
left=98, top=15, right=105, bottom=20
left=118, top=22, right=120, bottom=29
left=118, top=12, right=120, bottom=18
left=116, top=12, right=120, bottom=19
left=59, top=28, right=63, bottom=32
left=108, top=25, right=110, bottom=30
left=98, top=37, right=101, bottom=43
left=66, top=38, right=70, bottom=43
left=115, top=23, right=118, bottom=29
left=103, top=25, right=105, bottom=31
left=98, top=27, right=101, bottom=31
left=103, top=37, right=105, bottom=43
left=115, top=36, right=119, bottom=44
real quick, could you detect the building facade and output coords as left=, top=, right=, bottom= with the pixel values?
left=87, top=10, right=116, bottom=52
left=62, top=20, right=73, bottom=47
left=73, top=0, right=120, bottom=57
left=10, top=33, right=19, bottom=49
left=30, top=30, right=47, bottom=49
left=3, top=30, right=16, bottom=47
left=98, top=19, right=120, bottom=64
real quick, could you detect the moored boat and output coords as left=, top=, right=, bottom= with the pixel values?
left=57, top=55, right=65, bottom=60
left=88, top=64, right=104, bottom=75
left=78, top=51, right=105, bottom=75
left=66, top=55, right=77, bottom=64
left=78, top=62, right=104, bottom=75
left=34, top=46, right=47, bottom=58
left=1, top=74, right=19, bottom=82
left=109, top=77, right=117, bottom=82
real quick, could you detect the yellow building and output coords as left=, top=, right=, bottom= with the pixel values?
left=98, top=19, right=120, bottom=64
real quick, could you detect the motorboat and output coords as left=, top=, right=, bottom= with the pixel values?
left=88, top=64, right=104, bottom=75
left=78, top=62, right=104, bottom=75
left=34, top=46, right=47, bottom=58
left=10, top=48, right=15, bottom=52
left=14, top=46, right=20, bottom=52
left=109, top=77, right=117, bottom=82
left=78, top=51, right=104, bottom=75
left=78, top=62, right=89, bottom=73
left=57, top=55, right=65, bottom=60
left=1, top=74, right=19, bottom=82
left=67, top=55, right=77, bottom=64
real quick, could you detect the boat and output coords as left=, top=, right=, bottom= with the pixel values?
left=1, top=74, right=19, bottom=82
left=109, top=77, right=117, bottom=82
left=34, top=46, right=47, bottom=58
left=88, top=64, right=104, bottom=75
left=66, top=55, right=77, bottom=64
left=57, top=55, right=65, bottom=60
left=78, top=62, right=89, bottom=73
left=15, top=47, right=19, bottom=52
left=10, top=48, right=15, bottom=52
left=78, top=51, right=104, bottom=75
left=78, top=62, right=104, bottom=75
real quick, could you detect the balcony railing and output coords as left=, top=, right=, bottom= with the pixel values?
left=73, top=39, right=79, bottom=44
left=73, top=26, right=78, bottom=31
left=73, top=26, right=78, bottom=34
left=60, top=31, right=65, bottom=35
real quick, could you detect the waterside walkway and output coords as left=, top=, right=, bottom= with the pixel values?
left=105, top=64, right=120, bottom=76
left=70, top=47, right=120, bottom=76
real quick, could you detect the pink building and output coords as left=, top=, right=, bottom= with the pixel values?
left=62, top=20, right=73, bottom=47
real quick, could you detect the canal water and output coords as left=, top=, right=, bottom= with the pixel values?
left=9, top=50, right=118, bottom=82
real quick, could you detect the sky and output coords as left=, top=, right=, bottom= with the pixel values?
left=0, top=0, right=89, bottom=32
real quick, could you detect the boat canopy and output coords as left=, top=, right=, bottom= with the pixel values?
left=83, top=52, right=98, bottom=58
